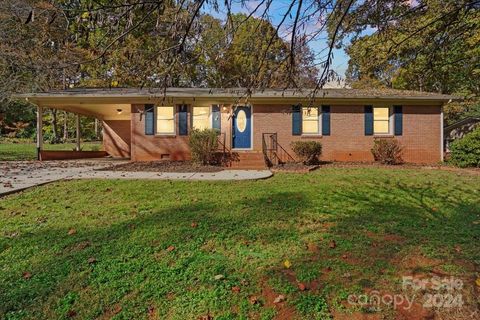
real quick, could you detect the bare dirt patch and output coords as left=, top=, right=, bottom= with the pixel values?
left=98, top=160, right=223, bottom=173
left=260, top=281, right=298, bottom=320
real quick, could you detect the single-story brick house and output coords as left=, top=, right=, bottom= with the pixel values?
left=17, top=88, right=455, bottom=168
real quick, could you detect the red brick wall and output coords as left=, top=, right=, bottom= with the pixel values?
left=253, top=104, right=442, bottom=163
left=129, top=103, right=442, bottom=164
left=130, top=105, right=191, bottom=161
left=103, top=120, right=131, bottom=158
left=40, top=150, right=108, bottom=160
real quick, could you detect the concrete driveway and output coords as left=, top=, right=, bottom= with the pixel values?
left=0, top=160, right=272, bottom=196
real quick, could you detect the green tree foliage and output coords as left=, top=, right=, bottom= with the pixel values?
left=195, top=14, right=318, bottom=88
left=342, top=0, right=480, bottom=124
left=345, top=0, right=480, bottom=96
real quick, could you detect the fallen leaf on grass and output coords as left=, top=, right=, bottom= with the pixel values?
left=454, top=245, right=462, bottom=253
left=87, top=257, right=97, bottom=264
left=306, top=242, right=318, bottom=252
left=66, top=310, right=77, bottom=318
left=191, top=222, right=198, bottom=228
left=273, top=294, right=285, bottom=304
left=329, top=240, right=336, bottom=249
left=298, top=283, right=306, bottom=291
left=22, top=272, right=32, bottom=280
left=476, top=278, right=480, bottom=287
left=214, top=274, right=224, bottom=280
left=147, top=306, right=156, bottom=319
left=231, top=286, right=240, bottom=293
left=283, top=260, right=292, bottom=268
left=68, top=228, right=76, bottom=235
left=248, top=295, right=259, bottom=305
left=112, top=305, right=122, bottom=314
left=166, top=246, right=175, bottom=252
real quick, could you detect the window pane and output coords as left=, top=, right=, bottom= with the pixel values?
left=303, top=121, right=319, bottom=134
left=374, top=120, right=389, bottom=134
left=193, top=107, right=211, bottom=130
left=157, top=106, right=174, bottom=119
left=156, top=106, right=174, bottom=134
left=374, top=107, right=389, bottom=121
left=302, top=107, right=319, bottom=134
left=157, top=119, right=174, bottom=133
left=303, top=107, right=318, bottom=119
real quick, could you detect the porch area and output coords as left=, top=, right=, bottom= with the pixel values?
left=32, top=102, right=131, bottom=161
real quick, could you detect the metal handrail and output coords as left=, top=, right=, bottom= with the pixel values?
left=262, top=132, right=296, bottom=166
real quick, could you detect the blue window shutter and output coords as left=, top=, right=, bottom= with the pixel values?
left=145, top=104, right=154, bottom=135
left=292, top=105, right=302, bottom=135
left=212, top=105, right=221, bottom=131
left=394, top=105, right=403, bottom=136
left=322, top=105, right=330, bottom=136
left=178, top=105, right=188, bottom=136
left=365, top=105, right=373, bottom=136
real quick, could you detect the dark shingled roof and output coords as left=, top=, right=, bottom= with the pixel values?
left=15, top=87, right=458, bottom=102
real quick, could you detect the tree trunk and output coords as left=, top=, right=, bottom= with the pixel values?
left=63, top=111, right=68, bottom=141
left=51, top=109, right=59, bottom=144
left=94, top=118, right=99, bottom=140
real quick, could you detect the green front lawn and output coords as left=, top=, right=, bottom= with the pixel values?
left=0, top=139, right=102, bottom=161
left=1, top=168, right=479, bottom=319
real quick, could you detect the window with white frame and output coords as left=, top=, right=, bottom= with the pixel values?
left=156, top=106, right=175, bottom=134
left=373, top=107, right=390, bottom=134
left=192, top=106, right=211, bottom=130
left=302, top=107, right=321, bottom=134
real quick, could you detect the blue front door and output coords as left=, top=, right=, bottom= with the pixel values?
left=232, top=106, right=252, bottom=149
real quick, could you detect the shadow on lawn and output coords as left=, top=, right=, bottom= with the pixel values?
left=2, top=176, right=479, bottom=319
left=327, top=179, right=480, bottom=264
left=0, top=191, right=311, bottom=317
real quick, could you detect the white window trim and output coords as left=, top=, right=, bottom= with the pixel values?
left=155, top=105, right=176, bottom=136
left=302, top=106, right=322, bottom=136
left=373, top=106, right=394, bottom=136
left=192, top=105, right=213, bottom=130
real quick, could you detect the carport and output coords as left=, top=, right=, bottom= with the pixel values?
left=16, top=89, right=133, bottom=160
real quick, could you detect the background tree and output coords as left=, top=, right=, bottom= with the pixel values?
left=341, top=0, right=480, bottom=124
left=2, top=0, right=480, bottom=134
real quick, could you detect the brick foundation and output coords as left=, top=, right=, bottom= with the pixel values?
left=40, top=150, right=108, bottom=161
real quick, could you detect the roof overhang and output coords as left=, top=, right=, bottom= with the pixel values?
left=14, top=88, right=459, bottom=119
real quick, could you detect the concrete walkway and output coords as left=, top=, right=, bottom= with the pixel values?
left=0, top=160, right=272, bottom=196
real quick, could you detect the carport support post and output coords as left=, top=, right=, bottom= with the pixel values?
left=36, top=105, right=43, bottom=160
left=75, top=114, right=81, bottom=151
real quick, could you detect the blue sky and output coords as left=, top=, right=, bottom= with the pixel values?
left=202, top=0, right=352, bottom=77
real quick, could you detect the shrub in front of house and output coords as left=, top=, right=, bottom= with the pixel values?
left=449, top=127, right=480, bottom=168
left=189, top=128, right=219, bottom=165
left=371, top=138, right=404, bottom=165
left=291, top=141, right=322, bottom=165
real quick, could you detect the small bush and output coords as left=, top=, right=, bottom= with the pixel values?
left=449, top=127, right=480, bottom=168
left=291, top=141, right=322, bottom=165
left=189, top=128, right=219, bottom=165
left=371, top=138, right=403, bottom=165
